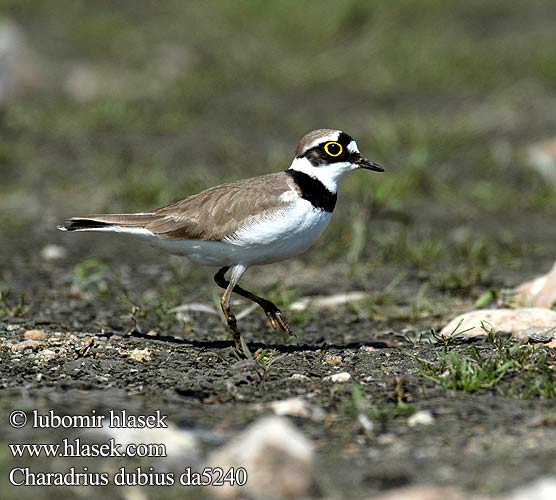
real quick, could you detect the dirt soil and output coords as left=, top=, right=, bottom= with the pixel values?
left=1, top=226, right=556, bottom=500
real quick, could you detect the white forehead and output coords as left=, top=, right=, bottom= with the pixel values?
left=303, top=130, right=341, bottom=151
left=295, top=129, right=362, bottom=157
left=305, top=135, right=359, bottom=155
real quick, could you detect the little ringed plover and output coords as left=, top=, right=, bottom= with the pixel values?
left=59, top=129, right=383, bottom=350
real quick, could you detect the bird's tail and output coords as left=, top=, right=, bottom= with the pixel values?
left=58, top=214, right=157, bottom=232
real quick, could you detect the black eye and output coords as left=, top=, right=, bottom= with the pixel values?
left=324, top=141, right=343, bottom=157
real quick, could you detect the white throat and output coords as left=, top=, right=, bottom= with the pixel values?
left=288, top=157, right=356, bottom=193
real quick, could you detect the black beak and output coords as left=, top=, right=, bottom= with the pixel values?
left=355, top=155, right=384, bottom=172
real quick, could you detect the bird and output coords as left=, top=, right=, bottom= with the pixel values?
left=59, top=129, right=384, bottom=351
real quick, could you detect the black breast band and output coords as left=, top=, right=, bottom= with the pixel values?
left=285, top=170, right=337, bottom=213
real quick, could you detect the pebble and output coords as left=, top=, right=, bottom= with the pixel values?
left=323, top=372, right=351, bottom=383
left=289, top=373, right=310, bottom=381
left=206, top=416, right=314, bottom=499
left=407, top=410, right=435, bottom=427
left=515, top=260, right=556, bottom=309
left=40, top=244, right=67, bottom=262
left=369, top=485, right=469, bottom=500
left=358, top=413, right=374, bottom=433
left=11, top=339, right=43, bottom=352
left=36, top=349, right=57, bottom=361
left=440, top=308, right=556, bottom=339
left=267, top=397, right=325, bottom=422
left=526, top=137, right=556, bottom=186
left=24, top=329, right=48, bottom=341
left=128, top=348, right=152, bottom=362
left=507, top=476, right=556, bottom=500
left=360, top=345, right=376, bottom=352
left=97, top=423, right=199, bottom=465
left=0, top=19, right=38, bottom=108
left=289, top=291, right=369, bottom=311
left=325, top=354, right=343, bottom=366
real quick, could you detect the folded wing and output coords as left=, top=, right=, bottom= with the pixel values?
left=59, top=172, right=295, bottom=242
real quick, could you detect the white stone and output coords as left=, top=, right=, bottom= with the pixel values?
left=206, top=416, right=314, bottom=499
left=289, top=291, right=369, bottom=311
left=368, top=485, right=469, bottom=500
left=24, top=329, right=48, bottom=341
left=323, top=371, right=351, bottom=383
left=440, top=308, right=556, bottom=339
left=0, top=19, right=38, bottom=107
left=407, top=410, right=435, bottom=427
left=37, top=349, right=57, bottom=361
left=96, top=423, right=198, bottom=465
left=40, top=244, right=67, bottom=261
left=515, top=261, right=556, bottom=309
left=11, top=339, right=43, bottom=351
left=128, top=348, right=151, bottom=362
left=267, top=397, right=325, bottom=422
left=507, top=477, right=556, bottom=500
left=526, top=137, right=556, bottom=186
left=358, top=413, right=374, bottom=433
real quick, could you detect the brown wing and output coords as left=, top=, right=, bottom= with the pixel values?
left=61, top=172, right=296, bottom=241
left=146, top=172, right=295, bottom=240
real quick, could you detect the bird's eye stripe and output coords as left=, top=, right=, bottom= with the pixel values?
left=324, top=142, right=343, bottom=157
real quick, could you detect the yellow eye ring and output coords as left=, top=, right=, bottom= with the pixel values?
left=324, top=141, right=343, bottom=157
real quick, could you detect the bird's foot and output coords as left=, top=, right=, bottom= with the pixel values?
left=265, top=306, right=294, bottom=336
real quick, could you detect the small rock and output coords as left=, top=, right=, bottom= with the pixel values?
left=206, top=416, right=314, bottom=499
left=358, top=413, right=374, bottom=434
left=507, top=476, right=556, bottom=500
left=526, top=137, right=556, bottom=186
left=369, top=485, right=469, bottom=500
left=289, top=291, right=368, bottom=311
left=11, top=339, right=43, bottom=351
left=128, top=348, right=151, bottom=362
left=96, top=423, right=199, bottom=465
left=360, top=345, right=376, bottom=352
left=24, top=329, right=48, bottom=341
left=63, top=64, right=108, bottom=102
left=449, top=225, right=473, bottom=245
left=289, top=373, right=310, bottom=381
left=407, top=410, right=435, bottom=427
left=0, top=19, right=38, bottom=108
left=325, top=354, right=343, bottom=366
left=440, top=308, right=556, bottom=339
left=268, top=397, right=325, bottom=422
left=171, top=302, right=221, bottom=323
left=36, top=349, right=57, bottom=361
left=324, top=372, right=351, bottom=383
left=515, top=260, right=556, bottom=309
left=40, top=244, right=67, bottom=262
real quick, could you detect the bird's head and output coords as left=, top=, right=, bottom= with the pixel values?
left=289, top=129, right=383, bottom=192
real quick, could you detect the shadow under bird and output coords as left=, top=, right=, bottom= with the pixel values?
left=59, top=129, right=384, bottom=351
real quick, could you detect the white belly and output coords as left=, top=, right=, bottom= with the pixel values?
left=150, top=199, right=332, bottom=266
